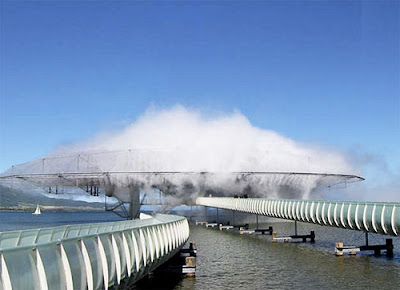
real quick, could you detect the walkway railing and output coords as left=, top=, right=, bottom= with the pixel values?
left=196, top=197, right=400, bottom=236
left=0, top=214, right=189, bottom=290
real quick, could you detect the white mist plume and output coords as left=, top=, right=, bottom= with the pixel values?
left=59, top=106, right=355, bottom=172
left=3, top=106, right=361, bottom=202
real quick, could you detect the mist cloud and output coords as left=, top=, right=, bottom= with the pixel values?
left=57, top=106, right=357, bottom=172
left=4, top=106, right=362, bottom=202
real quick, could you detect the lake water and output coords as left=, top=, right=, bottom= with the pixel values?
left=1, top=211, right=399, bottom=289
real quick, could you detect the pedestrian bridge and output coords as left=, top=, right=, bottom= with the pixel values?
left=196, top=197, right=400, bottom=236
left=0, top=214, right=189, bottom=290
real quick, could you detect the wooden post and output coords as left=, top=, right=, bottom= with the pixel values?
left=386, top=239, right=394, bottom=257
left=335, top=242, right=344, bottom=256
left=272, top=232, right=278, bottom=243
left=256, top=214, right=259, bottom=229
left=310, top=231, right=315, bottom=243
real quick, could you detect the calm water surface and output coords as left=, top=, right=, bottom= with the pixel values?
left=1, top=211, right=399, bottom=289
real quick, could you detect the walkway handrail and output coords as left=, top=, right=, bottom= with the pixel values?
left=196, top=197, right=400, bottom=237
left=0, top=214, right=189, bottom=290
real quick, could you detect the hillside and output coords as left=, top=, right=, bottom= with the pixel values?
left=0, top=185, right=105, bottom=211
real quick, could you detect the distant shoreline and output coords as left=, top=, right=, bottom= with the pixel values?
left=0, top=205, right=105, bottom=212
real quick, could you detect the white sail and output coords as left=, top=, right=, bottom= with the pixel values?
left=33, top=205, right=41, bottom=215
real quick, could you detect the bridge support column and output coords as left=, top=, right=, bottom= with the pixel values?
left=256, top=214, right=259, bottom=230
left=128, top=186, right=141, bottom=219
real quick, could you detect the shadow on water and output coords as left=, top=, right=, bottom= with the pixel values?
left=122, top=274, right=194, bottom=290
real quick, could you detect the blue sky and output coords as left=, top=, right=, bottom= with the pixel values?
left=1, top=1, right=399, bottom=183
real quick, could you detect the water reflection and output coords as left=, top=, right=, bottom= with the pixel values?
left=175, top=223, right=400, bottom=290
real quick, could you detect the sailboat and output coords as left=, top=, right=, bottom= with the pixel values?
left=32, top=204, right=41, bottom=215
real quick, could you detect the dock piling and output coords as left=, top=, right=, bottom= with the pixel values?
left=256, top=214, right=259, bottom=230
left=335, top=238, right=394, bottom=257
